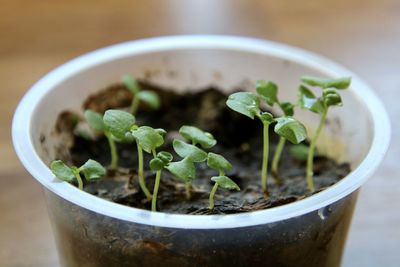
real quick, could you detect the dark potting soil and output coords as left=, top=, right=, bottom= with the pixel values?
left=57, top=82, right=350, bottom=215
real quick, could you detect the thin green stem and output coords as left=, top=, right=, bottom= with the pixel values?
left=151, top=170, right=162, bottom=212
left=306, top=110, right=327, bottom=192
left=271, top=136, right=286, bottom=179
left=75, top=172, right=84, bottom=190
left=261, top=122, right=270, bottom=196
left=137, top=143, right=152, bottom=200
left=209, top=183, right=219, bottom=210
left=105, top=132, right=118, bottom=170
left=130, top=94, right=140, bottom=115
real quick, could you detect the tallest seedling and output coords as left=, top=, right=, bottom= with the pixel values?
left=298, top=76, right=351, bottom=191
left=227, top=90, right=307, bottom=196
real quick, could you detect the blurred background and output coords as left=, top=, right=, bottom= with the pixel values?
left=1, top=0, right=399, bottom=266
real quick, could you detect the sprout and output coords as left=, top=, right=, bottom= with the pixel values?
left=207, top=152, right=240, bottom=210
left=227, top=90, right=307, bottom=196
left=122, top=75, right=161, bottom=115
left=166, top=126, right=216, bottom=199
left=50, top=159, right=105, bottom=190
left=299, top=75, right=351, bottom=191
left=85, top=110, right=135, bottom=170
left=256, top=80, right=297, bottom=180
left=131, top=126, right=166, bottom=201
left=102, top=109, right=154, bottom=200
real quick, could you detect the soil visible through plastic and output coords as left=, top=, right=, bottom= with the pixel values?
left=56, top=82, right=350, bottom=215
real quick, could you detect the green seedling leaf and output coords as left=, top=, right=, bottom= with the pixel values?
left=301, top=76, right=351, bottom=89
left=84, top=110, right=105, bottom=132
left=323, top=89, right=343, bottom=107
left=179, top=125, right=217, bottom=149
left=103, top=110, right=136, bottom=139
left=80, top=159, right=106, bottom=181
left=226, top=92, right=260, bottom=119
left=259, top=111, right=274, bottom=124
left=256, top=80, right=279, bottom=106
left=207, top=152, right=233, bottom=172
left=298, top=85, right=325, bottom=114
left=290, top=144, right=312, bottom=161
left=132, top=126, right=164, bottom=153
left=155, top=128, right=167, bottom=137
left=150, top=151, right=173, bottom=171
left=122, top=75, right=140, bottom=94
left=166, top=157, right=196, bottom=183
left=173, top=139, right=207, bottom=162
left=211, top=176, right=240, bottom=191
left=280, top=102, right=294, bottom=116
left=137, top=91, right=161, bottom=109
left=274, top=117, right=307, bottom=144
left=50, top=160, right=76, bottom=182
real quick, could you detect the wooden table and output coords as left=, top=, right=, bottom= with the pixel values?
left=1, top=0, right=398, bottom=266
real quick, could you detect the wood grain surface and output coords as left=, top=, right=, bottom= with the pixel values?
left=1, top=0, right=398, bottom=266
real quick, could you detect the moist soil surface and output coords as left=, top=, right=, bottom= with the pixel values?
left=57, top=82, right=350, bottom=215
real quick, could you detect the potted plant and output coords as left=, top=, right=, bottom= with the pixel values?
left=12, top=36, right=390, bottom=267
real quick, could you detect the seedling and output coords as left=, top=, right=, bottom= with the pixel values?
left=131, top=126, right=167, bottom=202
left=85, top=109, right=129, bottom=170
left=256, top=80, right=296, bottom=180
left=50, top=159, right=105, bottom=190
left=122, top=75, right=161, bottom=115
left=207, top=152, right=240, bottom=210
left=166, top=125, right=216, bottom=199
left=149, top=151, right=173, bottom=211
left=102, top=109, right=153, bottom=200
left=298, top=75, right=351, bottom=191
left=227, top=91, right=307, bottom=196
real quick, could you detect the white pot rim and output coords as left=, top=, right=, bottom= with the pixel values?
left=12, top=35, right=390, bottom=229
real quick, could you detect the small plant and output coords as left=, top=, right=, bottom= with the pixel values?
left=256, top=80, right=296, bottom=180
left=149, top=151, right=173, bottom=211
left=50, top=159, right=105, bottom=190
left=166, top=125, right=216, bottom=199
left=122, top=75, right=161, bottom=115
left=207, top=152, right=240, bottom=210
left=84, top=110, right=123, bottom=170
left=227, top=90, right=307, bottom=196
left=298, top=75, right=351, bottom=191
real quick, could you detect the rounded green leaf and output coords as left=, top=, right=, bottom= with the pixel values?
left=226, top=92, right=260, bottom=119
left=179, top=125, right=217, bottom=149
left=301, top=76, right=351, bottom=89
left=256, top=80, right=279, bottom=106
left=80, top=159, right=106, bottom=181
left=166, top=157, right=196, bottom=183
left=323, top=89, right=343, bottom=107
left=50, top=160, right=76, bottom=182
left=173, top=139, right=207, bottom=162
left=155, top=128, right=167, bottom=137
left=211, top=176, right=240, bottom=191
left=84, top=110, right=105, bottom=132
left=274, top=117, right=307, bottom=144
left=137, top=90, right=161, bottom=109
left=258, top=111, right=274, bottom=124
left=122, top=75, right=140, bottom=94
left=150, top=151, right=173, bottom=171
left=207, top=152, right=232, bottom=172
left=132, top=126, right=164, bottom=153
left=103, top=110, right=136, bottom=139
left=298, top=86, right=326, bottom=114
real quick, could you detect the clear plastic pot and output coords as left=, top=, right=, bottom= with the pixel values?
left=12, top=36, right=390, bottom=267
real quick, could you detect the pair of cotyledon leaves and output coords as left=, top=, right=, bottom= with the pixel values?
left=50, top=159, right=106, bottom=182
left=298, top=76, right=351, bottom=114
left=226, top=88, right=307, bottom=145
left=122, top=75, right=161, bottom=110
